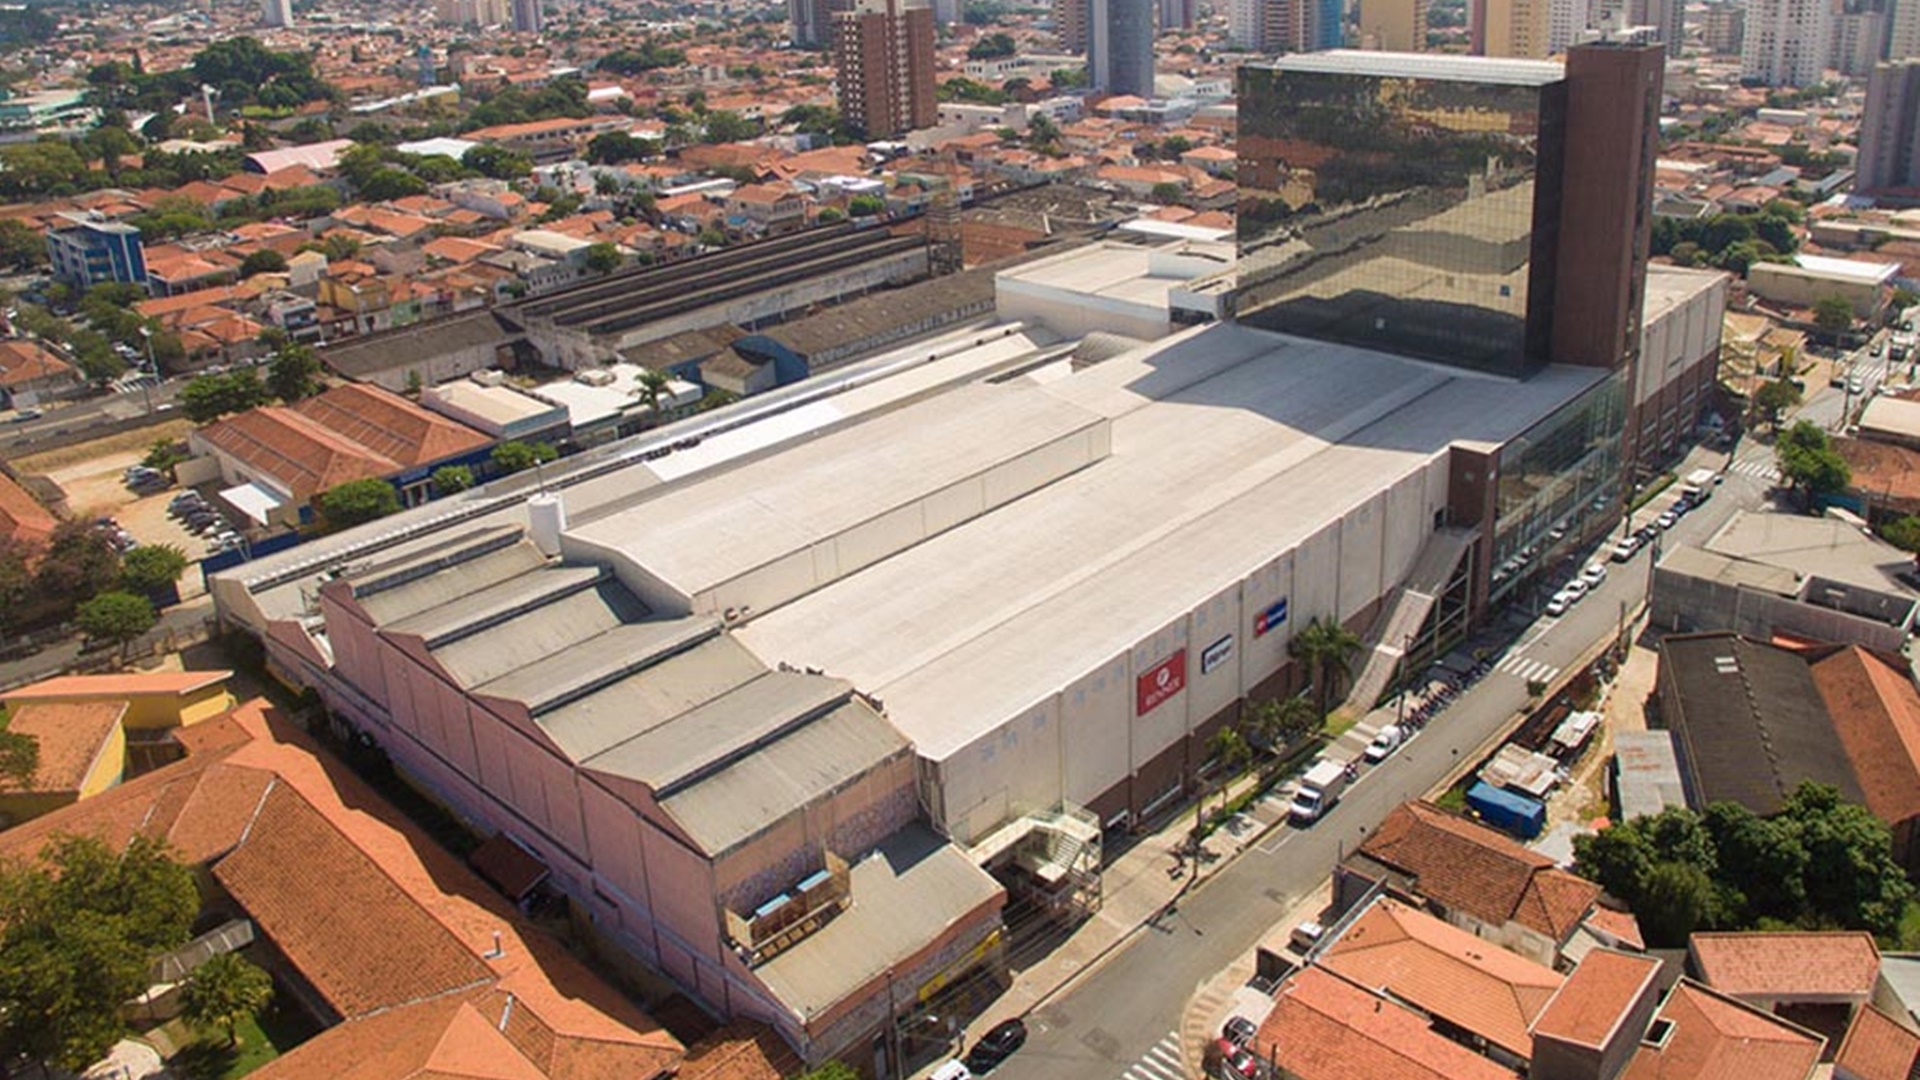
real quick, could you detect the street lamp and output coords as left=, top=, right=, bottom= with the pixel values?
left=136, top=326, right=156, bottom=415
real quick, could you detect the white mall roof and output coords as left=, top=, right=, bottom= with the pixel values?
left=395, top=137, right=480, bottom=160
left=1258, top=49, right=1564, bottom=87
left=1790, top=254, right=1900, bottom=285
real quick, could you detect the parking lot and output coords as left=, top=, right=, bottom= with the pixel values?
left=14, top=430, right=237, bottom=600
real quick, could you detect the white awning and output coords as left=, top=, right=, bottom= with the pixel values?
left=219, top=481, right=284, bottom=526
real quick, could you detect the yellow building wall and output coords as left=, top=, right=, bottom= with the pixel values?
left=78, top=723, right=127, bottom=799
left=66, top=686, right=237, bottom=730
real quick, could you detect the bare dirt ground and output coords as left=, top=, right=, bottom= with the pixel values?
left=15, top=423, right=214, bottom=599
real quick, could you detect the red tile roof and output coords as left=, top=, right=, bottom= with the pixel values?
left=1810, top=646, right=1920, bottom=832
left=1357, top=801, right=1600, bottom=943
left=196, top=408, right=397, bottom=500
left=1256, top=965, right=1521, bottom=1080
left=0, top=339, right=75, bottom=388
left=677, top=1022, right=804, bottom=1080
left=5, top=669, right=234, bottom=702
left=1531, top=949, right=1662, bottom=1049
left=1318, top=898, right=1562, bottom=1057
left=1622, top=980, right=1824, bottom=1080
left=1688, top=932, right=1880, bottom=1000
left=1835, top=1005, right=1920, bottom=1080
left=292, top=383, right=491, bottom=470
left=0, top=470, right=56, bottom=550
left=0, top=701, right=125, bottom=794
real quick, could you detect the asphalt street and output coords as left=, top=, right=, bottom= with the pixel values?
left=989, top=454, right=1770, bottom=1080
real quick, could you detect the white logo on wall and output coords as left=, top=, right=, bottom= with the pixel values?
left=1201, top=634, right=1234, bottom=674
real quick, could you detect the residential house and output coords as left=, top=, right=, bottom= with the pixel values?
left=0, top=338, right=82, bottom=404
left=465, top=115, right=630, bottom=164
left=0, top=698, right=700, bottom=1080
left=188, top=382, right=493, bottom=525
left=1620, top=980, right=1825, bottom=1080
left=0, top=670, right=236, bottom=826
left=0, top=471, right=56, bottom=550
left=1335, top=800, right=1608, bottom=968
left=726, top=184, right=806, bottom=236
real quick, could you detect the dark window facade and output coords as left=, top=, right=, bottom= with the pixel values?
left=1233, top=62, right=1567, bottom=376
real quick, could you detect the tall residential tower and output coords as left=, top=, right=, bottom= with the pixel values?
left=1743, top=0, right=1834, bottom=85
left=1089, top=0, right=1155, bottom=96
left=1860, top=59, right=1920, bottom=194
left=832, top=0, right=937, bottom=137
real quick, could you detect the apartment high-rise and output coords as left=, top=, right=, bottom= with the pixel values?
left=1895, top=0, right=1920, bottom=58
left=1474, top=0, right=1553, bottom=56
left=1360, top=0, right=1426, bottom=49
left=1230, top=0, right=1325, bottom=51
left=833, top=0, right=936, bottom=137
left=1234, top=42, right=1665, bottom=378
left=791, top=0, right=835, bottom=46
left=1742, top=0, right=1834, bottom=85
left=1859, top=60, right=1920, bottom=194
left=1548, top=0, right=1591, bottom=53
left=1161, top=0, right=1198, bottom=30
left=1834, top=10, right=1892, bottom=75
left=436, top=0, right=510, bottom=25
left=262, top=0, right=292, bottom=28
left=1702, top=0, right=1745, bottom=51
left=1089, top=0, right=1155, bottom=96
left=1055, top=0, right=1089, bottom=51
left=1627, top=0, right=1683, bottom=55
left=511, top=0, right=542, bottom=31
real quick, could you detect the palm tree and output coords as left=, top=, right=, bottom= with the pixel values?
left=1245, top=695, right=1320, bottom=759
left=1208, top=724, right=1250, bottom=813
left=633, top=369, right=672, bottom=419
left=1289, top=618, right=1364, bottom=720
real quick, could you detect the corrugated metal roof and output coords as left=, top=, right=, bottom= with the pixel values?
left=660, top=701, right=908, bottom=855
left=752, top=824, right=1001, bottom=1018
left=584, top=671, right=851, bottom=793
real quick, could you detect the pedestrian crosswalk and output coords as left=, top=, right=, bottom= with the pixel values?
left=1728, top=457, right=1781, bottom=483
left=1119, top=1031, right=1187, bottom=1080
left=1495, top=653, right=1561, bottom=684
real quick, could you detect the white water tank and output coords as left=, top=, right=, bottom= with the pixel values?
left=528, top=493, right=566, bottom=556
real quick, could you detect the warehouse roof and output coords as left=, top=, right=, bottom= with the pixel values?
left=736, top=323, right=1602, bottom=758
left=1659, top=633, right=1865, bottom=816
left=753, top=823, right=1001, bottom=1020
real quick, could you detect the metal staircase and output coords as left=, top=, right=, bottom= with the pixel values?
left=1340, top=528, right=1478, bottom=712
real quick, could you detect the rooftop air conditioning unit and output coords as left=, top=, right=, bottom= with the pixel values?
left=574, top=369, right=616, bottom=387
left=470, top=369, right=506, bottom=387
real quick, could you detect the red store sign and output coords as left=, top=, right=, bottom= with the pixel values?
left=1136, top=650, right=1187, bottom=715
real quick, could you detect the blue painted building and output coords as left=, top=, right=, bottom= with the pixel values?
left=46, top=212, right=147, bottom=289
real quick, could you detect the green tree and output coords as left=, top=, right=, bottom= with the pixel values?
left=76, top=591, right=156, bottom=661
left=795, top=1063, right=860, bottom=1080
left=1150, top=181, right=1184, bottom=204
left=0, top=834, right=198, bottom=1070
left=0, top=723, right=37, bottom=790
left=587, top=130, right=649, bottom=164
left=491, top=440, right=558, bottom=475
left=1242, top=695, right=1318, bottom=755
left=1786, top=782, right=1914, bottom=935
left=142, top=438, right=188, bottom=478
left=967, top=31, right=1018, bottom=58
left=1776, top=420, right=1851, bottom=508
left=265, top=343, right=322, bottom=402
left=848, top=194, right=885, bottom=218
left=359, top=167, right=429, bottom=202
left=179, top=371, right=269, bottom=422
left=0, top=218, right=46, bottom=270
left=703, top=110, right=756, bottom=144
left=1288, top=617, right=1364, bottom=719
left=1881, top=515, right=1920, bottom=553
left=817, top=206, right=845, bottom=224
left=33, top=521, right=121, bottom=615
left=315, top=478, right=400, bottom=529
left=1751, top=378, right=1801, bottom=429
left=584, top=241, right=624, bottom=275
left=1206, top=723, right=1250, bottom=813
left=180, top=953, right=273, bottom=1046
left=120, top=544, right=189, bottom=595
left=1637, top=861, right=1716, bottom=947
left=633, top=368, right=671, bottom=415
left=1703, top=801, right=1807, bottom=922
left=1814, top=295, right=1854, bottom=336
left=461, top=144, right=533, bottom=180
left=432, top=464, right=475, bottom=495
left=238, top=249, right=287, bottom=278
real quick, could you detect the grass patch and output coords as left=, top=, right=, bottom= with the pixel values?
left=1627, top=471, right=1677, bottom=514
left=169, top=1000, right=319, bottom=1079
left=8, top=419, right=196, bottom=474
left=1893, top=899, right=1920, bottom=952
left=1434, top=778, right=1472, bottom=813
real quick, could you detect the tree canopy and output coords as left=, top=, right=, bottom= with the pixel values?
left=1775, top=420, right=1851, bottom=507
left=179, top=371, right=270, bottom=423
left=181, top=953, right=273, bottom=1046
left=1572, top=783, right=1914, bottom=946
left=0, top=834, right=199, bottom=1070
left=1751, top=378, right=1801, bottom=429
left=120, top=544, right=189, bottom=595
left=491, top=440, right=558, bottom=475
left=76, top=591, right=156, bottom=659
left=315, top=478, right=401, bottom=529
left=1814, top=295, right=1854, bottom=335
left=265, top=342, right=323, bottom=402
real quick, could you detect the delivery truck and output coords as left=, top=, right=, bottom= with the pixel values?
left=1289, top=759, right=1350, bottom=825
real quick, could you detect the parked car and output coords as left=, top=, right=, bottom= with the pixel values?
left=962, top=1019, right=1027, bottom=1075
left=1656, top=510, right=1679, bottom=530
left=1222, top=1016, right=1257, bottom=1049
left=1581, top=562, right=1607, bottom=588
left=1364, top=725, right=1405, bottom=764
left=1546, top=590, right=1577, bottom=617
left=1610, top=537, right=1639, bottom=563
left=930, top=1061, right=974, bottom=1080
left=11, top=408, right=41, bottom=422
left=1222, top=1047, right=1260, bottom=1079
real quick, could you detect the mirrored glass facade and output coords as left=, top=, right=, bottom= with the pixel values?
left=1487, top=372, right=1627, bottom=603
left=1234, top=59, right=1568, bottom=375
